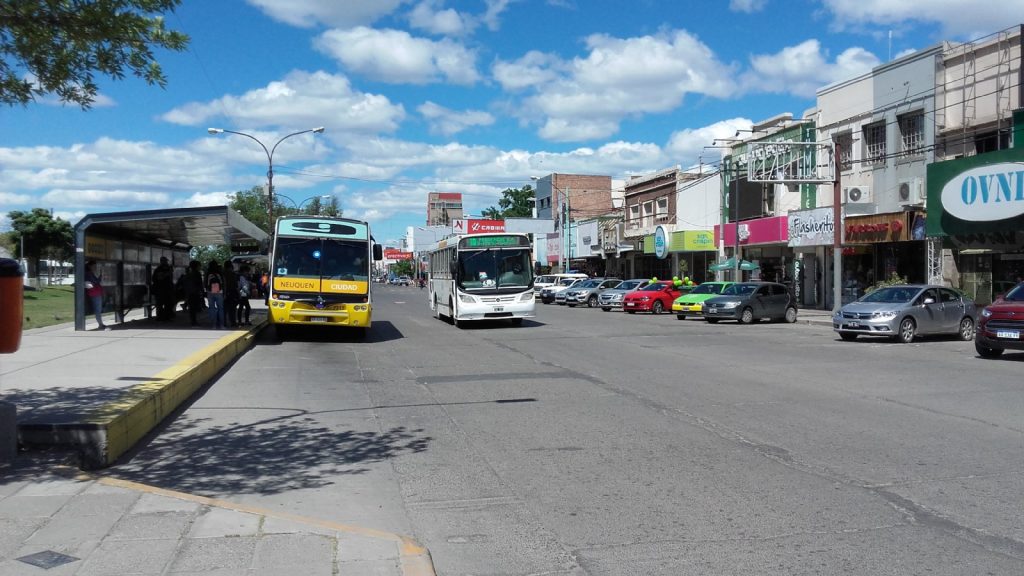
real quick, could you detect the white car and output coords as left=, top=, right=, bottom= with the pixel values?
left=539, top=278, right=583, bottom=304
left=534, top=273, right=589, bottom=298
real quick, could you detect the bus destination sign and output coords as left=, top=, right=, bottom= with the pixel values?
left=460, top=235, right=529, bottom=249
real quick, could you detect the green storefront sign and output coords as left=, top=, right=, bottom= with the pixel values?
left=926, top=147, right=1024, bottom=237
left=644, top=230, right=717, bottom=253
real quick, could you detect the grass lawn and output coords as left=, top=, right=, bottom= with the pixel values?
left=22, top=285, right=75, bottom=329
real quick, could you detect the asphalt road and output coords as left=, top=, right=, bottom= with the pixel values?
left=114, top=285, right=1024, bottom=575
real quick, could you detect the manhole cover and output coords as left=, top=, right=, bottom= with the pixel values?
left=17, top=550, right=80, bottom=569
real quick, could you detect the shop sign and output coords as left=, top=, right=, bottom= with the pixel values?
left=844, top=213, right=914, bottom=244
left=682, top=230, right=715, bottom=251
left=941, top=163, right=1024, bottom=222
left=383, top=249, right=413, bottom=260
left=654, top=225, right=668, bottom=259
left=716, top=215, right=788, bottom=246
left=788, top=207, right=834, bottom=247
left=452, top=219, right=506, bottom=234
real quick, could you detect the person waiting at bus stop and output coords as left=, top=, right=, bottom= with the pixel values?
left=181, top=260, right=205, bottom=327
left=222, top=260, right=239, bottom=328
left=151, top=256, right=175, bottom=321
left=205, top=261, right=225, bottom=329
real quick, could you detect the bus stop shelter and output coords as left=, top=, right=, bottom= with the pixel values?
left=73, top=206, right=268, bottom=331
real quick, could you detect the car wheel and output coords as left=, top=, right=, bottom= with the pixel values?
left=975, top=342, right=1004, bottom=358
left=958, top=317, right=975, bottom=341
left=601, top=307, right=611, bottom=312
left=739, top=307, right=754, bottom=324
left=706, top=318, right=720, bottom=324
left=626, top=311, right=636, bottom=314
left=896, top=317, right=916, bottom=343
left=588, top=295, right=599, bottom=308
left=784, top=307, right=798, bottom=323
left=839, top=332, right=858, bottom=341
left=652, top=301, right=664, bottom=314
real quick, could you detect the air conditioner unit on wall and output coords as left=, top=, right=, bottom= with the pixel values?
left=844, top=185, right=871, bottom=204
left=898, top=178, right=924, bottom=203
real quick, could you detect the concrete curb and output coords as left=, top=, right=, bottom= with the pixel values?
left=57, top=466, right=436, bottom=576
left=19, top=322, right=266, bottom=469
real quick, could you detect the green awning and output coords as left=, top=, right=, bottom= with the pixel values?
left=709, top=257, right=759, bottom=271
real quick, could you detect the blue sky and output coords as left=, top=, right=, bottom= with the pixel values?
left=3, top=0, right=1024, bottom=245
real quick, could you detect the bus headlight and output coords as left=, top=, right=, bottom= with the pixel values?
left=519, top=292, right=533, bottom=302
left=458, top=294, right=476, bottom=303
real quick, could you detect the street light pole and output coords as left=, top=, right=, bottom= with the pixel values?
left=207, top=126, right=325, bottom=230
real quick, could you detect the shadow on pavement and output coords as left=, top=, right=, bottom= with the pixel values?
left=256, top=320, right=404, bottom=344
left=4, top=386, right=134, bottom=423
left=111, top=402, right=432, bottom=495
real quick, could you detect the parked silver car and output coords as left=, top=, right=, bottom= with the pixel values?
left=598, top=279, right=651, bottom=311
left=540, top=278, right=582, bottom=304
left=704, top=282, right=797, bottom=324
left=564, top=278, right=621, bottom=307
left=833, top=284, right=977, bottom=343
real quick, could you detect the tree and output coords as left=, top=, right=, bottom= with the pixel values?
left=228, top=186, right=273, bottom=233
left=0, top=0, right=189, bottom=109
left=481, top=185, right=534, bottom=219
left=7, top=208, right=73, bottom=279
left=190, top=244, right=231, bottom=270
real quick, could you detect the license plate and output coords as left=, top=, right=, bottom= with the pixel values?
left=493, top=307, right=504, bottom=312
left=996, top=330, right=1020, bottom=339
left=626, top=302, right=635, bottom=307
left=847, top=321, right=860, bottom=327
left=309, top=316, right=329, bottom=323
left=707, top=308, right=717, bottom=314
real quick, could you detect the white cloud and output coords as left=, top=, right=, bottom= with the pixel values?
left=162, top=70, right=406, bottom=134
left=510, top=30, right=737, bottom=141
left=742, top=39, right=880, bottom=97
left=409, top=0, right=473, bottom=35
left=41, top=189, right=171, bottom=206
left=492, top=51, right=563, bottom=91
left=316, top=27, right=480, bottom=85
left=182, top=191, right=233, bottom=207
left=418, top=101, right=494, bottom=136
left=245, top=0, right=406, bottom=28
left=822, top=0, right=1024, bottom=36
left=665, top=118, right=755, bottom=167
left=729, top=0, right=767, bottom=13
left=0, top=192, right=33, bottom=205
left=482, top=0, right=514, bottom=31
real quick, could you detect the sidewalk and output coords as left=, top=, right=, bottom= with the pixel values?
left=1, top=305, right=435, bottom=576
left=796, top=307, right=835, bottom=325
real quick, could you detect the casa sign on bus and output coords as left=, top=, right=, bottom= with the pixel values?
left=452, top=219, right=505, bottom=234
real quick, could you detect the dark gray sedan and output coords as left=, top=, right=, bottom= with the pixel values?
left=704, top=282, right=797, bottom=324
left=833, top=284, right=977, bottom=343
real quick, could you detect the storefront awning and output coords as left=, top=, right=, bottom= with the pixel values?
left=709, top=257, right=759, bottom=271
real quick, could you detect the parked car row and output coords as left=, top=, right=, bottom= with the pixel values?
left=538, top=274, right=1024, bottom=357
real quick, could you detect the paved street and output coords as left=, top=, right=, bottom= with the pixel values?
left=108, top=285, right=1024, bottom=575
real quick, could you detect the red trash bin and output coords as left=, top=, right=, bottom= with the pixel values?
left=0, top=258, right=24, bottom=353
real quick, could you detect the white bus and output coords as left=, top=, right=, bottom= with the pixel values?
left=428, top=233, right=535, bottom=326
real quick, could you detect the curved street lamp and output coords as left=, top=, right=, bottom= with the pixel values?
left=207, top=126, right=325, bottom=229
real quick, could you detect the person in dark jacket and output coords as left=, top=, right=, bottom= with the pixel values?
left=152, top=256, right=176, bottom=321
left=223, top=260, right=239, bottom=328
left=181, top=260, right=205, bottom=327
left=205, top=261, right=225, bottom=329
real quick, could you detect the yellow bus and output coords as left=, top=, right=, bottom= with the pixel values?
left=268, top=216, right=382, bottom=336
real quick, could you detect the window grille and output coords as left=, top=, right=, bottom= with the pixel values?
left=863, top=122, right=886, bottom=166
left=898, top=112, right=924, bottom=156
left=835, top=132, right=853, bottom=171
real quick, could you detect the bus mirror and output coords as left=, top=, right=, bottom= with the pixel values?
left=373, top=244, right=383, bottom=261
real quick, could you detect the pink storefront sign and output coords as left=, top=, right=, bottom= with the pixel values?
left=715, top=215, right=788, bottom=246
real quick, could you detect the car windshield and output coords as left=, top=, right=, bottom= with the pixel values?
left=560, top=278, right=578, bottom=286
left=536, top=275, right=555, bottom=284
left=689, top=283, right=725, bottom=295
left=639, top=283, right=667, bottom=292
left=578, top=280, right=602, bottom=288
left=721, top=284, right=758, bottom=296
left=617, top=280, right=644, bottom=290
left=860, top=286, right=918, bottom=303
left=1002, top=283, right=1024, bottom=301
left=274, top=237, right=369, bottom=282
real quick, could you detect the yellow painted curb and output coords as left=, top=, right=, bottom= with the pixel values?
left=60, top=467, right=435, bottom=576
left=82, top=324, right=262, bottom=467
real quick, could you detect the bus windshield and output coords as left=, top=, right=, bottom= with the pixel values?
left=458, top=248, right=533, bottom=291
left=274, top=237, right=369, bottom=282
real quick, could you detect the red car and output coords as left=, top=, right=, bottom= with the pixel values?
left=975, top=281, right=1024, bottom=358
left=622, top=281, right=688, bottom=314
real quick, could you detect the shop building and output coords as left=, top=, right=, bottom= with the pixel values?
left=622, top=168, right=720, bottom=280
left=534, top=173, right=614, bottom=273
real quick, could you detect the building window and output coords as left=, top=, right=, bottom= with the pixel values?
left=642, top=201, right=654, bottom=227
left=863, top=122, right=886, bottom=167
left=655, top=197, right=668, bottom=221
left=975, top=130, right=1010, bottom=154
left=898, top=111, right=924, bottom=157
left=628, top=204, right=640, bottom=229
left=834, top=132, right=853, bottom=171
